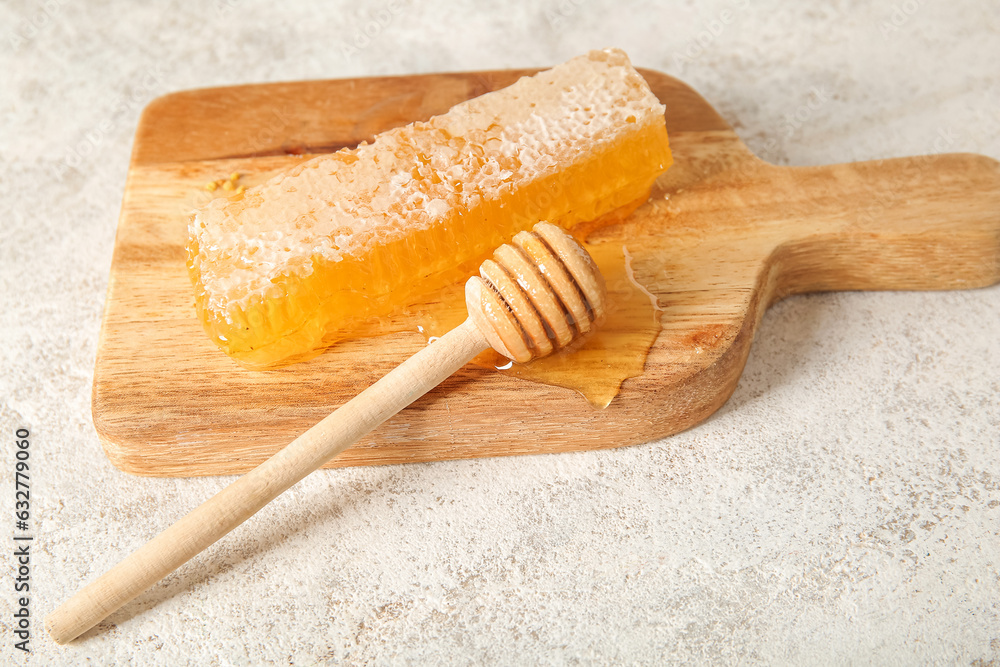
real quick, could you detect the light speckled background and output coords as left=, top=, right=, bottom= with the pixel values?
left=2, top=1, right=999, bottom=664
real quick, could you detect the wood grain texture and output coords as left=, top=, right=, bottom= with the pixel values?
left=93, top=67, right=1000, bottom=477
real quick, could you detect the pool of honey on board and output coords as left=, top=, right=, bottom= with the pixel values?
left=383, top=239, right=662, bottom=409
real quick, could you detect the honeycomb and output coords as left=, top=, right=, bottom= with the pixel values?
left=186, top=48, right=672, bottom=368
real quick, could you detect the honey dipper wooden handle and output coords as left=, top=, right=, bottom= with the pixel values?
left=48, top=221, right=606, bottom=643
left=45, top=318, right=489, bottom=644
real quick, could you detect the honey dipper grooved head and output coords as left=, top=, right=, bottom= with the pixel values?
left=466, top=222, right=607, bottom=363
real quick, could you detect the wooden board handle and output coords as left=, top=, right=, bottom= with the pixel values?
left=46, top=319, right=488, bottom=644
left=765, top=153, right=1000, bottom=299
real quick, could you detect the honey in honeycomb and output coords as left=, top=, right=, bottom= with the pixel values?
left=187, top=48, right=672, bottom=368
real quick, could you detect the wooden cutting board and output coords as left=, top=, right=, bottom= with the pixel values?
left=94, top=67, right=1000, bottom=477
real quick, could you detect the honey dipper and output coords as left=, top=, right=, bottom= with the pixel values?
left=46, top=222, right=607, bottom=644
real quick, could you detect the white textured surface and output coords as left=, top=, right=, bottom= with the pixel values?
left=2, top=1, right=998, bottom=664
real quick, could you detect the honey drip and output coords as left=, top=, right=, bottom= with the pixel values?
left=406, top=241, right=661, bottom=408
